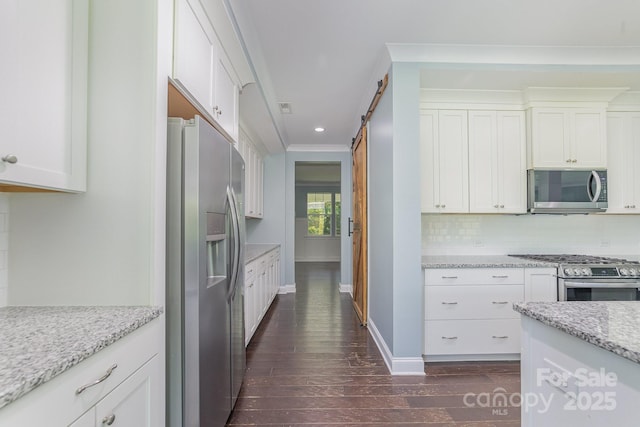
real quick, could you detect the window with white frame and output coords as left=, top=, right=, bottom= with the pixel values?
left=307, top=192, right=341, bottom=236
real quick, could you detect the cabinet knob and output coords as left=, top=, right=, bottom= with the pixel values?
left=572, top=159, right=577, bottom=163
left=435, top=204, right=440, bottom=208
left=566, top=159, right=572, bottom=163
left=625, top=205, right=630, bottom=208
left=213, top=106, right=222, bottom=116
left=441, top=204, right=446, bottom=208
left=633, top=205, right=637, bottom=209
left=102, top=414, right=116, bottom=425
left=1, top=155, right=17, bottom=164
left=494, top=204, right=499, bottom=208
left=500, top=205, right=504, bottom=208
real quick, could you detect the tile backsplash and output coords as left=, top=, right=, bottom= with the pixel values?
left=422, top=214, right=640, bottom=256
left=0, top=194, right=7, bottom=307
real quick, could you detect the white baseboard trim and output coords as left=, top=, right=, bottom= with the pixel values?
left=278, top=283, right=296, bottom=294
left=368, top=319, right=426, bottom=376
left=339, top=283, right=352, bottom=294
left=295, top=258, right=341, bottom=262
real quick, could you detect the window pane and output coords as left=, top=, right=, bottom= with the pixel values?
left=335, top=193, right=341, bottom=236
left=307, top=192, right=332, bottom=236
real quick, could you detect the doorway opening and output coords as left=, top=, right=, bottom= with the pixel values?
left=294, top=162, right=342, bottom=286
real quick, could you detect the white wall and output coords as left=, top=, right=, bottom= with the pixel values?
left=7, top=0, right=172, bottom=306
left=0, top=194, right=8, bottom=307
left=422, top=214, right=640, bottom=256
left=294, top=218, right=340, bottom=262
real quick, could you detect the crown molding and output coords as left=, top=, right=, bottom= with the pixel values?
left=286, top=144, right=351, bottom=153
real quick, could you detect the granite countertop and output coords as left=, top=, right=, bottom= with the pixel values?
left=514, top=301, right=640, bottom=364
left=0, top=306, right=163, bottom=409
left=422, top=255, right=557, bottom=269
left=246, top=243, right=280, bottom=263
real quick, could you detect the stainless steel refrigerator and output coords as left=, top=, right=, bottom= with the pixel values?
left=166, top=116, right=246, bottom=427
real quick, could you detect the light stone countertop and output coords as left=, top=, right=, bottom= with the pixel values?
left=0, top=306, right=163, bottom=409
left=513, top=301, right=640, bottom=365
left=246, top=243, right=280, bottom=264
left=422, top=255, right=557, bottom=269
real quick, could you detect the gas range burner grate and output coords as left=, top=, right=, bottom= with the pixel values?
left=509, top=254, right=638, bottom=265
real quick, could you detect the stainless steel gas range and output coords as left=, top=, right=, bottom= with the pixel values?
left=510, top=254, right=640, bottom=301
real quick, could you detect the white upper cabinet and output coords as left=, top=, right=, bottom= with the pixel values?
left=173, top=0, right=240, bottom=139
left=0, top=0, right=88, bottom=192
left=468, top=111, right=526, bottom=213
left=528, top=107, right=607, bottom=169
left=213, top=54, right=239, bottom=141
left=607, top=112, right=640, bottom=213
left=420, top=110, right=469, bottom=213
left=238, top=128, right=264, bottom=219
left=173, top=0, right=215, bottom=113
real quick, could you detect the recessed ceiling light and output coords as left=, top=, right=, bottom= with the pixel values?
left=314, top=127, right=325, bottom=132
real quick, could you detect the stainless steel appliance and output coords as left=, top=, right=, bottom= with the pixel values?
left=511, top=254, right=640, bottom=301
left=166, top=116, right=246, bottom=427
left=527, top=169, right=608, bottom=214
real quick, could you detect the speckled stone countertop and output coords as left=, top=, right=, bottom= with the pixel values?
left=0, top=306, right=163, bottom=409
left=246, top=243, right=280, bottom=263
left=422, top=255, right=557, bottom=269
left=514, top=301, right=640, bottom=364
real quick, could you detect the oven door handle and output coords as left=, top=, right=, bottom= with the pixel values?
left=563, top=281, right=640, bottom=289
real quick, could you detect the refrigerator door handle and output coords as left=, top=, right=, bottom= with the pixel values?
left=226, top=187, right=241, bottom=301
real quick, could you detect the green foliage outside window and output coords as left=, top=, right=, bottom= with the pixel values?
left=307, top=192, right=340, bottom=236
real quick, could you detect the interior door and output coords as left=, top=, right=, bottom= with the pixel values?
left=352, top=126, right=368, bottom=325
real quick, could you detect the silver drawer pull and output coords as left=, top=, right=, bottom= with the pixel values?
left=492, top=301, right=509, bottom=305
left=102, top=414, right=116, bottom=425
left=441, top=301, right=458, bottom=305
left=492, top=335, right=509, bottom=339
left=76, top=364, right=117, bottom=395
left=441, top=336, right=458, bottom=340
left=492, top=275, right=509, bottom=279
left=441, top=276, right=458, bottom=279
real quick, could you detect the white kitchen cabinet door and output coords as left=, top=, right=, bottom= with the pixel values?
left=420, top=110, right=469, bottom=213
left=95, top=355, right=161, bottom=427
left=69, top=409, right=95, bottom=427
left=469, top=110, right=526, bottom=213
left=496, top=111, right=527, bottom=213
left=173, top=0, right=215, bottom=115
left=607, top=112, right=640, bottom=213
left=524, top=268, right=557, bottom=302
left=468, top=111, right=497, bottom=212
left=529, top=107, right=606, bottom=169
left=213, top=49, right=239, bottom=140
left=0, top=0, right=88, bottom=192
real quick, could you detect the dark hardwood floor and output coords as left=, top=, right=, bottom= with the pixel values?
left=227, top=262, right=521, bottom=426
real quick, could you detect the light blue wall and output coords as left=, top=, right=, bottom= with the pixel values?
left=368, top=63, right=423, bottom=358
left=368, top=75, right=395, bottom=348
left=390, top=62, right=422, bottom=357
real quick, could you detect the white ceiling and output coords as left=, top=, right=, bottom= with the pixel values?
left=228, top=0, right=640, bottom=153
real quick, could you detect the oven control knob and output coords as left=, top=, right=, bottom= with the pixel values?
left=620, top=268, right=630, bottom=276
left=581, top=268, right=591, bottom=276
left=630, top=268, right=638, bottom=276
left=564, top=268, right=574, bottom=276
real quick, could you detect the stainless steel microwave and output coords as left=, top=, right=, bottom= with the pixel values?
left=527, top=169, right=608, bottom=214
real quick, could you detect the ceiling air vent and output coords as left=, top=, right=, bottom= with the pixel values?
left=278, top=102, right=292, bottom=114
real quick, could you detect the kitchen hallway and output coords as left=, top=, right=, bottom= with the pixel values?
left=226, top=262, right=521, bottom=426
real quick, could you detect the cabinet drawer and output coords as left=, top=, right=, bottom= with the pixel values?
left=424, top=319, right=520, bottom=356
left=425, top=268, right=524, bottom=285
left=245, top=260, right=258, bottom=280
left=425, top=285, right=523, bottom=320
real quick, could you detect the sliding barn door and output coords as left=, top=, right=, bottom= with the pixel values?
left=352, top=126, right=368, bottom=325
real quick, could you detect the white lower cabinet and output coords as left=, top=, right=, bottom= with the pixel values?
left=245, top=247, right=280, bottom=345
left=424, top=267, right=556, bottom=361
left=0, top=318, right=163, bottom=426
